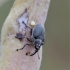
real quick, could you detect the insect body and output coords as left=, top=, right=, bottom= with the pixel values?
left=16, top=22, right=45, bottom=56
left=30, top=23, right=45, bottom=56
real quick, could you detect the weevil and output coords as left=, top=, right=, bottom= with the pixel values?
left=16, top=21, right=45, bottom=56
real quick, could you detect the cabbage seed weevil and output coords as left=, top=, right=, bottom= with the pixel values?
left=16, top=21, right=45, bottom=57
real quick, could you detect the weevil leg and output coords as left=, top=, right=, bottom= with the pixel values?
left=30, top=28, right=32, bottom=35
left=16, top=43, right=33, bottom=51
left=30, top=50, right=40, bottom=59
left=22, top=21, right=32, bottom=30
left=37, top=52, right=40, bottom=59
left=26, top=37, right=33, bottom=42
left=30, top=49, right=38, bottom=56
left=22, top=21, right=33, bottom=41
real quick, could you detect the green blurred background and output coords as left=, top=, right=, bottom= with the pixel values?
left=0, top=0, right=69, bottom=70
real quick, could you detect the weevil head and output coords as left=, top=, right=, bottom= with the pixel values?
left=34, top=39, right=42, bottom=50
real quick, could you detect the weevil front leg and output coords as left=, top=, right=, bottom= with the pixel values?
left=16, top=43, right=33, bottom=51
left=30, top=49, right=40, bottom=59
left=30, top=49, right=38, bottom=56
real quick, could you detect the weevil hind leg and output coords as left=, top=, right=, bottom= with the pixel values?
left=22, top=21, right=32, bottom=30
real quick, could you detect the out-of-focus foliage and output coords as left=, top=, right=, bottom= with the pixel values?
left=0, top=0, right=14, bottom=35
left=0, top=0, right=9, bottom=7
